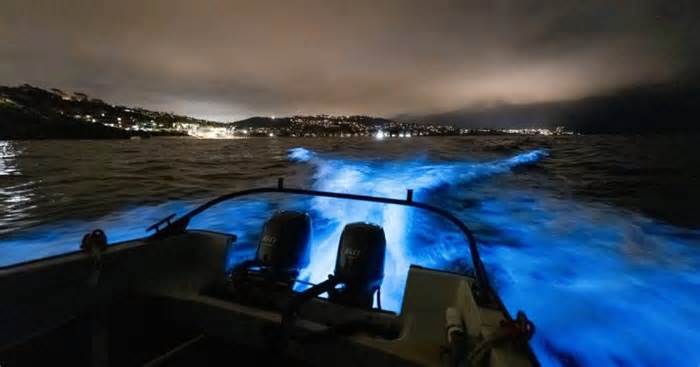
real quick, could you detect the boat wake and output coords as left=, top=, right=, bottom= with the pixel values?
left=286, top=147, right=700, bottom=367
left=286, top=147, right=549, bottom=312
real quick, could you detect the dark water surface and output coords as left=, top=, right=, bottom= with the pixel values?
left=1, top=136, right=699, bottom=366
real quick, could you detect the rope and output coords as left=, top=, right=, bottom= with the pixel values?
left=467, top=311, right=534, bottom=366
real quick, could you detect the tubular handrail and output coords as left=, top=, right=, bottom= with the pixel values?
left=150, top=178, right=494, bottom=304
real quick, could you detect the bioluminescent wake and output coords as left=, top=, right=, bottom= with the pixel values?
left=472, top=192, right=700, bottom=366
left=287, top=147, right=549, bottom=311
left=0, top=199, right=275, bottom=268
left=285, top=147, right=700, bottom=367
left=2, top=146, right=699, bottom=367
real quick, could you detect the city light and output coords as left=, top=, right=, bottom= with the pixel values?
left=17, top=88, right=576, bottom=139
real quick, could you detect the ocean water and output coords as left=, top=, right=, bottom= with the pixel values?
left=1, top=135, right=699, bottom=366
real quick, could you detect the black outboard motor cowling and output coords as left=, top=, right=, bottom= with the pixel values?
left=255, top=211, right=311, bottom=283
left=330, top=222, right=386, bottom=308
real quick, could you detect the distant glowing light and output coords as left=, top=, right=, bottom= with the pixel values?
left=269, top=132, right=275, bottom=137
left=375, top=130, right=385, bottom=140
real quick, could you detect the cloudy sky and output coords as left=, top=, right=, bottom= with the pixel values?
left=1, top=0, right=697, bottom=121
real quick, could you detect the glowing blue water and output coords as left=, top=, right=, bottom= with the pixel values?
left=285, top=147, right=700, bottom=366
left=2, top=146, right=699, bottom=366
left=287, top=146, right=550, bottom=311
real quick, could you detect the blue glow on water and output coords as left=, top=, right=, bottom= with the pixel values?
left=287, top=146, right=550, bottom=311
left=2, top=146, right=699, bottom=366
left=285, top=147, right=700, bottom=366
left=0, top=201, right=193, bottom=267
left=474, top=193, right=700, bottom=366
left=288, top=147, right=316, bottom=162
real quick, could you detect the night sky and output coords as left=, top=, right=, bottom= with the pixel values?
left=1, top=0, right=698, bottom=122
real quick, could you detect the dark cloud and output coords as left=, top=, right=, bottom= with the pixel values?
left=1, top=0, right=697, bottom=121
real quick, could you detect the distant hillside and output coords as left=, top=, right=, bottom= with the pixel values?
left=0, top=106, right=133, bottom=139
left=232, top=116, right=293, bottom=128
left=398, top=80, right=700, bottom=133
left=231, top=115, right=395, bottom=128
left=0, top=84, right=217, bottom=139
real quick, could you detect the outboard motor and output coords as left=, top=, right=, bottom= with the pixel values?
left=330, top=222, right=386, bottom=308
left=280, top=222, right=386, bottom=336
left=232, top=211, right=311, bottom=287
left=256, top=211, right=312, bottom=283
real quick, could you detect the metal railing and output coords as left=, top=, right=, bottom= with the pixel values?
left=149, top=178, right=494, bottom=304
